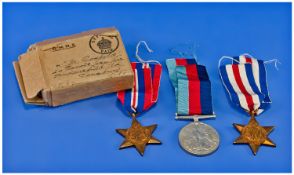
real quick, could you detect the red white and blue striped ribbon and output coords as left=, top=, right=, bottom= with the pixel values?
left=219, top=54, right=271, bottom=115
left=166, top=58, right=213, bottom=116
left=117, top=62, right=162, bottom=116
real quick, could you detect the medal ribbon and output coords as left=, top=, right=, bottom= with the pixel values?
left=117, top=62, right=162, bottom=116
left=166, top=58, right=213, bottom=116
left=219, top=54, right=271, bottom=115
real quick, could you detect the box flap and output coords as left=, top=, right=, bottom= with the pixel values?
left=18, top=50, right=47, bottom=99
left=13, top=61, right=46, bottom=105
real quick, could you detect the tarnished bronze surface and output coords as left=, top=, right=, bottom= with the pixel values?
left=116, top=118, right=161, bottom=156
left=233, top=113, right=276, bottom=155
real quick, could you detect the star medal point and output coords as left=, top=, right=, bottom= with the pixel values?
left=233, top=111, right=276, bottom=155
left=116, top=116, right=161, bottom=156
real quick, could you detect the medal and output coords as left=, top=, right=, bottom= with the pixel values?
left=166, top=58, right=220, bottom=156
left=116, top=41, right=162, bottom=156
left=219, top=53, right=276, bottom=155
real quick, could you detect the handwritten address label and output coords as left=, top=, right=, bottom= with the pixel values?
left=51, top=54, right=128, bottom=80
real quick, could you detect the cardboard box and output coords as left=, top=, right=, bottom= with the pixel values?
left=13, top=27, right=134, bottom=106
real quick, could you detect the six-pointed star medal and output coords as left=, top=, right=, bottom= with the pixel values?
left=116, top=118, right=161, bottom=156
left=233, top=116, right=276, bottom=155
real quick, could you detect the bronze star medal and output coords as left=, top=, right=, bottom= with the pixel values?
left=116, top=118, right=161, bottom=156
left=233, top=113, right=276, bottom=155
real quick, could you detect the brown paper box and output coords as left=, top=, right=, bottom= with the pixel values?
left=13, top=27, right=134, bottom=106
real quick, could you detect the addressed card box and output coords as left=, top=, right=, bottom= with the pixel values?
left=13, top=27, right=134, bottom=106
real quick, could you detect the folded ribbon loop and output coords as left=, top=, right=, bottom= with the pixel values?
left=166, top=58, right=213, bottom=116
left=219, top=54, right=272, bottom=115
left=117, top=43, right=162, bottom=117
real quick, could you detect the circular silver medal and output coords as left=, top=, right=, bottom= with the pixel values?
left=179, top=121, right=219, bottom=156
